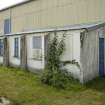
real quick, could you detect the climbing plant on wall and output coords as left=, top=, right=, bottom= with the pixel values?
left=41, top=32, right=71, bottom=89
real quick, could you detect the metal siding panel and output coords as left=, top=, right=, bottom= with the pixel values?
left=0, top=0, right=105, bottom=33
left=80, top=30, right=99, bottom=82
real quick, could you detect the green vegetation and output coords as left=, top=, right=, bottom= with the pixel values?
left=0, top=66, right=105, bottom=105
left=41, top=34, right=72, bottom=89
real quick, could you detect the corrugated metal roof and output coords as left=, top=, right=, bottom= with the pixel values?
left=2, top=21, right=105, bottom=37
left=0, top=0, right=33, bottom=12
left=58, top=21, right=105, bottom=31
left=22, top=21, right=105, bottom=32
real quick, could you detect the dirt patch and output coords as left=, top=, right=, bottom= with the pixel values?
left=0, top=96, right=10, bottom=105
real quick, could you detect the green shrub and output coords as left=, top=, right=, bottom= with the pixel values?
left=41, top=32, right=72, bottom=89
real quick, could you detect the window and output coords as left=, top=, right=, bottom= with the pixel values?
left=33, top=36, right=42, bottom=49
left=14, top=38, right=19, bottom=58
left=4, top=18, right=11, bottom=34
left=32, top=36, right=42, bottom=60
left=0, top=39, right=4, bottom=56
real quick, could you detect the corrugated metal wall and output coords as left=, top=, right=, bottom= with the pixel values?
left=0, top=0, right=105, bottom=34
left=80, top=27, right=105, bottom=82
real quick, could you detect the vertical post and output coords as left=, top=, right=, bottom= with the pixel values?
left=20, top=35, right=27, bottom=69
left=3, top=37, right=9, bottom=66
left=44, top=35, right=49, bottom=68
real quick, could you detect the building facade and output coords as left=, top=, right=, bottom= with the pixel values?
left=0, top=0, right=105, bottom=83
left=0, top=0, right=105, bottom=34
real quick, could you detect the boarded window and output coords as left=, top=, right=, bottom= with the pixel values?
left=32, top=36, right=42, bottom=49
left=14, top=38, right=19, bottom=58
left=0, top=39, right=4, bottom=56
left=4, top=18, right=11, bottom=34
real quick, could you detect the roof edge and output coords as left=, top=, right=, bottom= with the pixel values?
left=0, top=0, right=33, bottom=12
left=0, top=21, right=105, bottom=37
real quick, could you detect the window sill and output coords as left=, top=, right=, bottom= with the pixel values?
left=13, top=56, right=20, bottom=59
left=31, top=58, right=42, bottom=61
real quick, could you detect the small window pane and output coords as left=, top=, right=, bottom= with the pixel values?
left=4, top=18, right=11, bottom=34
left=0, top=39, right=4, bottom=56
left=14, top=38, right=19, bottom=57
left=33, top=36, right=42, bottom=49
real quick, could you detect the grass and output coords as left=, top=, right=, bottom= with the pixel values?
left=0, top=66, right=105, bottom=105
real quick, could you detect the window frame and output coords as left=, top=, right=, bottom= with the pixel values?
left=4, top=18, right=11, bottom=34
left=32, top=36, right=42, bottom=49
left=0, top=39, right=4, bottom=56
left=32, top=36, right=42, bottom=60
left=14, top=37, right=19, bottom=58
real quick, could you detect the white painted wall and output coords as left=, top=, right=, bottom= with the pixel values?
left=66, top=31, right=81, bottom=80
left=72, top=32, right=81, bottom=64
left=57, top=31, right=81, bottom=80
left=80, top=27, right=105, bottom=83
left=27, top=33, right=45, bottom=71
left=80, top=29, right=99, bottom=83
left=26, top=31, right=81, bottom=79
left=8, top=36, right=21, bottom=66
left=3, top=30, right=81, bottom=80
left=0, top=56, right=3, bottom=64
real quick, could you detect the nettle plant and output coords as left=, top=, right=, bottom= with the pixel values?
left=41, top=32, right=72, bottom=89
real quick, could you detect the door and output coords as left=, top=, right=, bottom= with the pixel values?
left=99, top=38, right=104, bottom=77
